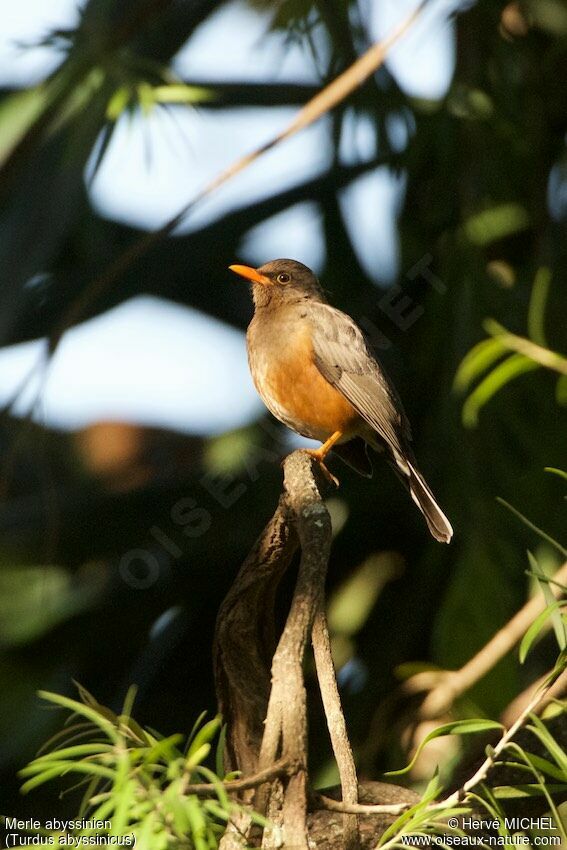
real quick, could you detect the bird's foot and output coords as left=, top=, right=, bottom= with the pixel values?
left=303, top=449, right=339, bottom=488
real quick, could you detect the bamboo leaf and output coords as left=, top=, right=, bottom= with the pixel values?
left=527, top=715, right=567, bottom=776
left=519, top=599, right=565, bottom=662
left=462, top=354, right=539, bottom=427
left=38, top=691, right=120, bottom=742
left=545, top=467, right=567, bottom=483
left=386, top=720, right=502, bottom=777
left=527, top=551, right=567, bottom=652
left=528, top=266, right=551, bottom=346
left=454, top=337, right=508, bottom=393
left=186, top=716, right=221, bottom=760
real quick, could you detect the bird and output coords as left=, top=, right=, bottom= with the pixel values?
left=229, top=259, right=453, bottom=543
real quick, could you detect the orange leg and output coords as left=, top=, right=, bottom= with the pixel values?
left=304, top=430, right=343, bottom=486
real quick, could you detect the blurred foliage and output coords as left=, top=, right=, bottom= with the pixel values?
left=15, top=677, right=567, bottom=846
left=455, top=266, right=567, bottom=426
left=15, top=686, right=262, bottom=850
left=0, top=0, right=566, bottom=838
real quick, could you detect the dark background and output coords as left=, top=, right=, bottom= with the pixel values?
left=0, top=0, right=566, bottom=820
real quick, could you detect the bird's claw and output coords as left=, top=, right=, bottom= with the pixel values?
left=303, top=449, right=339, bottom=488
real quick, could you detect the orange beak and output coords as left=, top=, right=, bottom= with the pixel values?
left=229, top=264, right=272, bottom=286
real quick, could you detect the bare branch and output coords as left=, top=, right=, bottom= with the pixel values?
left=185, top=757, right=295, bottom=796
left=213, top=495, right=298, bottom=776
left=215, top=451, right=361, bottom=848
left=312, top=608, right=359, bottom=849
left=313, top=793, right=410, bottom=817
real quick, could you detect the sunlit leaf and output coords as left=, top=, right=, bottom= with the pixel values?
left=386, top=719, right=503, bottom=777
left=453, top=337, right=508, bottom=393
left=519, top=599, right=565, bottom=663
left=527, top=551, right=567, bottom=653
left=528, top=267, right=551, bottom=346
left=463, top=203, right=529, bottom=246
left=527, top=714, right=567, bottom=776
left=545, top=467, right=567, bottom=483
left=462, top=354, right=538, bottom=427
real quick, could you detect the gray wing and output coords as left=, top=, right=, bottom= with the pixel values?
left=310, top=303, right=453, bottom=543
left=309, top=303, right=412, bottom=466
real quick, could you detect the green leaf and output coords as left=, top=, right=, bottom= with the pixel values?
left=545, top=467, right=567, bottom=483
left=186, top=795, right=209, bottom=850
left=186, top=716, right=221, bottom=761
left=462, top=354, right=539, bottom=427
left=31, top=743, right=114, bottom=761
left=503, top=752, right=567, bottom=782
left=504, top=742, right=567, bottom=842
left=151, top=85, right=215, bottom=104
left=528, top=267, right=551, bottom=346
left=187, top=711, right=208, bottom=747
left=143, top=734, right=184, bottom=764
left=106, top=86, right=132, bottom=121
left=20, top=760, right=115, bottom=780
left=37, top=691, right=120, bottom=743
left=528, top=551, right=567, bottom=653
left=454, top=337, right=508, bottom=393
left=186, top=743, right=210, bottom=770
left=527, top=714, right=567, bottom=776
left=194, top=764, right=230, bottom=811
left=386, top=719, right=503, bottom=777
left=491, top=783, right=567, bottom=798
left=463, top=203, right=530, bottom=246
left=519, top=599, right=565, bottom=663
left=20, top=766, right=69, bottom=794
left=468, top=787, right=507, bottom=834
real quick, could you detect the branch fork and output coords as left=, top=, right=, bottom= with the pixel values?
left=213, top=451, right=359, bottom=849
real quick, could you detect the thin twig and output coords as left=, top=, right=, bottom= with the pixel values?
left=313, top=793, right=410, bottom=817
left=320, top=674, right=561, bottom=821
left=185, top=758, right=294, bottom=796
left=312, top=607, right=360, bottom=849
left=439, top=679, right=554, bottom=808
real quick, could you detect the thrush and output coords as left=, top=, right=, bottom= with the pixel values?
left=229, top=259, right=453, bottom=543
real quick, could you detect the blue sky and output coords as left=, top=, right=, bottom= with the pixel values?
left=0, top=0, right=456, bottom=435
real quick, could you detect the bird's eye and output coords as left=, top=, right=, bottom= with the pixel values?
left=277, top=272, right=291, bottom=284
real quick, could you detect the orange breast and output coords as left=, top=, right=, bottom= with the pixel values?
left=259, top=324, right=360, bottom=440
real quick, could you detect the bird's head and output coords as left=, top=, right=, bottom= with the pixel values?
left=229, top=258, right=325, bottom=308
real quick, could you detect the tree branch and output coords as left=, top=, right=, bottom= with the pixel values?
left=213, top=495, right=298, bottom=776
left=184, top=758, right=294, bottom=796
left=312, top=608, right=359, bottom=849
left=214, top=451, right=361, bottom=849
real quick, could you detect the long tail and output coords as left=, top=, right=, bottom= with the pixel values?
left=356, top=433, right=453, bottom=543
left=405, top=460, right=453, bottom=543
